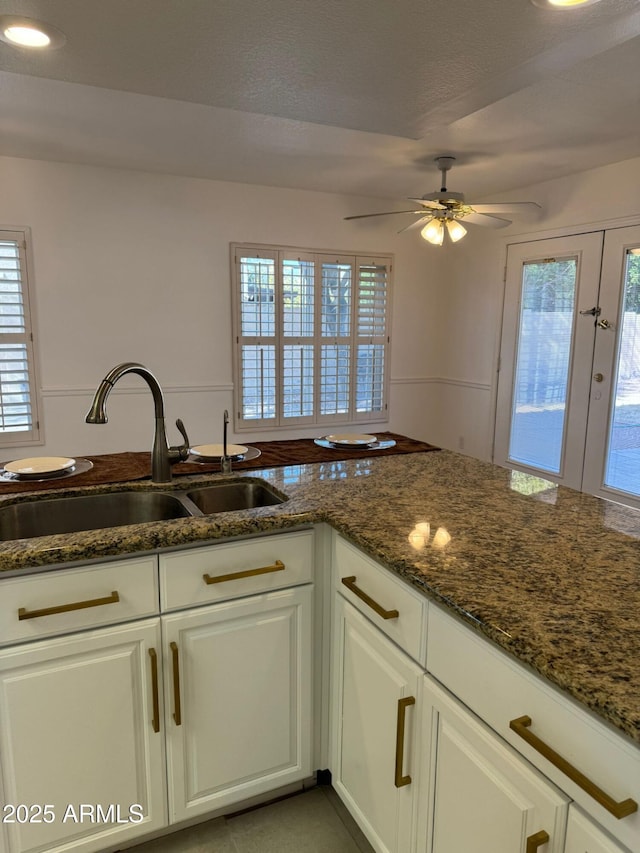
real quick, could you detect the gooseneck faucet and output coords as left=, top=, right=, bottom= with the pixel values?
left=86, top=362, right=190, bottom=484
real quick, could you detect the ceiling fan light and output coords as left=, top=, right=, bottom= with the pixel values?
left=446, top=220, right=467, bottom=242
left=421, top=219, right=444, bottom=245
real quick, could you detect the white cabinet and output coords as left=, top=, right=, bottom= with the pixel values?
left=0, top=528, right=316, bottom=853
left=158, top=529, right=315, bottom=822
left=0, top=619, right=166, bottom=853
left=419, top=675, right=568, bottom=853
left=162, top=584, right=313, bottom=822
left=330, top=534, right=639, bottom=853
left=426, top=603, right=639, bottom=853
left=331, top=596, right=423, bottom=853
left=565, top=806, right=631, bottom=853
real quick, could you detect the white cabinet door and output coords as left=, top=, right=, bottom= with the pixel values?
left=565, top=806, right=631, bottom=853
left=163, top=584, right=313, bottom=823
left=419, top=675, right=568, bottom=853
left=331, top=596, right=423, bottom=853
left=0, top=620, right=166, bottom=853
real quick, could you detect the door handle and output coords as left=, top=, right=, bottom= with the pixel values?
left=510, top=715, right=637, bottom=818
left=170, top=641, right=182, bottom=726
left=394, top=696, right=415, bottom=787
left=341, top=576, right=399, bottom=620
left=526, top=830, right=549, bottom=852
left=148, top=648, right=160, bottom=734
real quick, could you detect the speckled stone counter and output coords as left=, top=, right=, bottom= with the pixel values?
left=0, top=450, right=638, bottom=744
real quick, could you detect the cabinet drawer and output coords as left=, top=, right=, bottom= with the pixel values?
left=160, top=530, right=314, bottom=611
left=334, top=534, right=427, bottom=663
left=0, top=556, right=159, bottom=645
left=427, top=604, right=640, bottom=852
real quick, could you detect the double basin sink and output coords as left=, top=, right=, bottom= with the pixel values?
left=0, top=479, right=287, bottom=541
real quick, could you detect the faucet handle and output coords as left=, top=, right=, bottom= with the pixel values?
left=171, top=418, right=191, bottom=461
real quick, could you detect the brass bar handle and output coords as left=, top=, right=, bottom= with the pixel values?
left=18, top=590, right=120, bottom=620
left=341, top=576, right=399, bottom=620
left=148, top=648, right=160, bottom=734
left=394, top=696, right=415, bottom=788
left=510, top=716, right=638, bottom=819
left=203, top=559, right=285, bottom=585
left=170, top=641, right=182, bottom=726
left=526, top=830, right=549, bottom=853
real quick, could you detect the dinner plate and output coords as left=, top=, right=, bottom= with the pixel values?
left=314, top=438, right=395, bottom=452
left=190, top=443, right=249, bottom=459
left=324, top=433, right=377, bottom=446
left=4, top=456, right=76, bottom=478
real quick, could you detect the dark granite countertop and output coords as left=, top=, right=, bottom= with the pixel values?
left=0, top=450, right=638, bottom=744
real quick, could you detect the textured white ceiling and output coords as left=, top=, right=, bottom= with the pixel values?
left=0, top=0, right=639, bottom=201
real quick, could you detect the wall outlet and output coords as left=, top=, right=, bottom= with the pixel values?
left=458, top=436, right=465, bottom=450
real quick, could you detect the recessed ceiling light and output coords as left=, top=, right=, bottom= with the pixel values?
left=530, top=0, right=604, bottom=8
left=0, top=16, right=66, bottom=49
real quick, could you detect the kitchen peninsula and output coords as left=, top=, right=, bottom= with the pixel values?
left=0, top=448, right=636, bottom=739
left=0, top=446, right=638, bottom=853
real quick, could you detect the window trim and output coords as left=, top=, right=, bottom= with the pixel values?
left=0, top=228, right=43, bottom=448
left=230, top=242, right=393, bottom=433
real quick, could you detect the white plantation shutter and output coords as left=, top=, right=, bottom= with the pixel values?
left=355, top=259, right=389, bottom=420
left=319, top=257, right=353, bottom=422
left=235, top=250, right=277, bottom=424
left=0, top=233, right=41, bottom=445
left=232, top=244, right=391, bottom=430
left=282, top=254, right=315, bottom=423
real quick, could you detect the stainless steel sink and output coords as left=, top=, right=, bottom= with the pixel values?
left=0, top=478, right=288, bottom=541
left=0, top=491, right=192, bottom=541
left=185, top=481, right=287, bottom=514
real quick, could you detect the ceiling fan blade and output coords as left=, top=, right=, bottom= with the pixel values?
left=398, top=215, right=433, bottom=234
left=344, top=209, right=430, bottom=221
left=463, top=211, right=512, bottom=229
left=469, top=201, right=541, bottom=214
left=407, top=198, right=446, bottom=210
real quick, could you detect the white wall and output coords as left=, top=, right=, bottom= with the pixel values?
left=431, top=155, right=640, bottom=461
left=0, top=156, right=448, bottom=457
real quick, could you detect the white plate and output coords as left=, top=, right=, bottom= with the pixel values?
left=4, top=456, right=76, bottom=478
left=190, top=443, right=249, bottom=459
left=324, top=434, right=377, bottom=446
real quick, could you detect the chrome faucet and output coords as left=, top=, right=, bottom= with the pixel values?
left=86, top=362, right=190, bottom=484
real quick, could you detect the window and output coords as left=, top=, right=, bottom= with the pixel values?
left=0, top=231, right=41, bottom=445
left=231, top=244, right=392, bottom=430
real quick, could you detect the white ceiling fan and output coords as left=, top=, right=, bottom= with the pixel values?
left=345, top=156, right=541, bottom=245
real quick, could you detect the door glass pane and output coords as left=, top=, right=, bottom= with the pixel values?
left=508, top=259, right=577, bottom=474
left=603, top=248, right=640, bottom=495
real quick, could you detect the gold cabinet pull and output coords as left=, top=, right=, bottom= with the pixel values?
left=170, top=641, right=182, bottom=726
left=394, top=696, right=415, bottom=788
left=341, top=576, right=399, bottom=620
left=18, top=590, right=120, bottom=620
left=510, top=716, right=638, bottom=819
left=148, top=648, right=160, bottom=734
left=203, top=559, right=285, bottom=585
left=526, top=830, right=549, bottom=853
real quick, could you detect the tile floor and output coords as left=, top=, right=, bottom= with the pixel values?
left=123, top=787, right=374, bottom=853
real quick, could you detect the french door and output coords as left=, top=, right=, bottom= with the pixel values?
left=495, top=224, right=640, bottom=507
